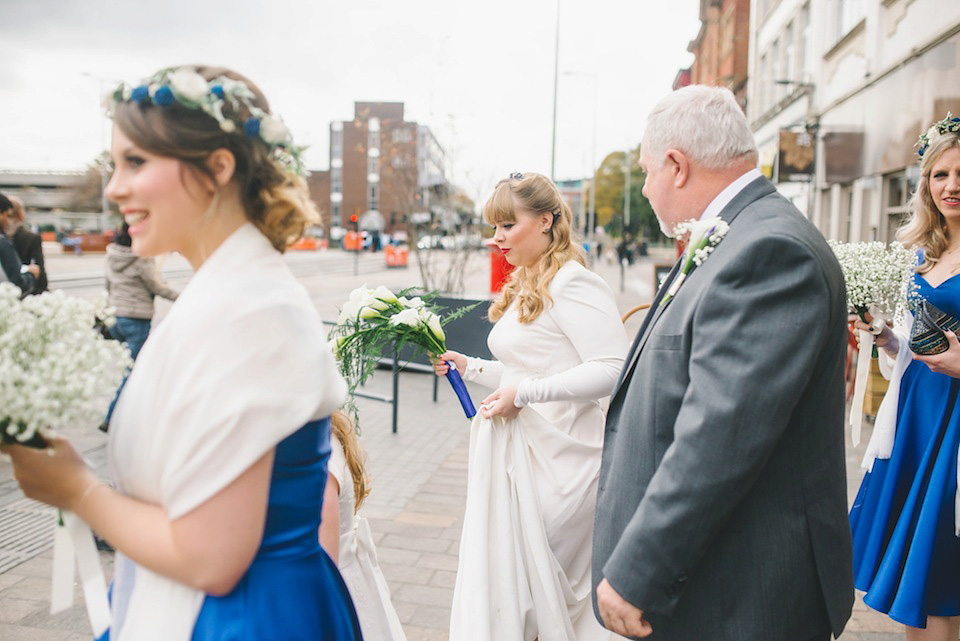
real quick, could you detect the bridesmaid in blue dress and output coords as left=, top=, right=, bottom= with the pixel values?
left=3, top=65, right=362, bottom=641
left=850, top=115, right=960, bottom=641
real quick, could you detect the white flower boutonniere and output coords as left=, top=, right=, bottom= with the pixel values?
left=660, top=217, right=730, bottom=307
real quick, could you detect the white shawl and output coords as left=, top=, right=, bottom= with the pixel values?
left=107, top=224, right=346, bottom=640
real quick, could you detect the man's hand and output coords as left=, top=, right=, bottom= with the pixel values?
left=596, top=578, right=653, bottom=638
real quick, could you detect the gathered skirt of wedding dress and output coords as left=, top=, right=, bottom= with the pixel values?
left=450, top=405, right=612, bottom=641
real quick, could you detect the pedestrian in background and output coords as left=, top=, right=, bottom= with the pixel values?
left=0, top=193, right=39, bottom=294
left=6, top=196, right=47, bottom=293
left=105, top=221, right=179, bottom=359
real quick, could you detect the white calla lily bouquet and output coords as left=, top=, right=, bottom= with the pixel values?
left=0, top=284, right=132, bottom=448
left=329, top=285, right=479, bottom=422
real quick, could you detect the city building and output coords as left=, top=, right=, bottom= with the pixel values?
left=326, top=102, right=448, bottom=236
left=747, top=0, right=960, bottom=241
left=688, top=0, right=752, bottom=109
left=0, top=169, right=106, bottom=230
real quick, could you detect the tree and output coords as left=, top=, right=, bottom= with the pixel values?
left=589, top=146, right=663, bottom=242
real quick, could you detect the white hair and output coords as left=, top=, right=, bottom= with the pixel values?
left=642, top=85, right=758, bottom=170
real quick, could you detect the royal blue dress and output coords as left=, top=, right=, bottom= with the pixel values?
left=850, top=271, right=960, bottom=628
left=98, top=418, right=362, bottom=641
left=191, top=417, right=362, bottom=640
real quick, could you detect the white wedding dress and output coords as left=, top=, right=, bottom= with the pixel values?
left=450, top=261, right=628, bottom=641
left=328, top=436, right=408, bottom=641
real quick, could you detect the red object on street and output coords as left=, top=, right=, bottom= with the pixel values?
left=487, top=240, right=514, bottom=293
left=385, top=245, right=408, bottom=268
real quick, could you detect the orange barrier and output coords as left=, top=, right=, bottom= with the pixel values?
left=385, top=245, right=408, bottom=268
left=288, top=237, right=318, bottom=251
left=344, top=231, right=363, bottom=251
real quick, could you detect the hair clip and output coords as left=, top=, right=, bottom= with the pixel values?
left=509, top=172, right=524, bottom=181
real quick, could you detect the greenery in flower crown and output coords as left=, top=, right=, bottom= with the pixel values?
left=105, top=67, right=308, bottom=176
left=0, top=284, right=131, bottom=448
left=828, top=240, right=919, bottom=324
left=915, top=112, right=960, bottom=158
left=328, top=286, right=478, bottom=428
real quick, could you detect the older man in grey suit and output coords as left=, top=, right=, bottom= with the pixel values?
left=592, top=86, right=854, bottom=640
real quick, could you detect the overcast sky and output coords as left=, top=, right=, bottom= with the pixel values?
left=1, top=0, right=699, bottom=204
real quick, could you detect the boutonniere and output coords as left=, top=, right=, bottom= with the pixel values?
left=660, top=217, right=730, bottom=306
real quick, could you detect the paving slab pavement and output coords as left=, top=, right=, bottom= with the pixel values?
left=0, top=248, right=915, bottom=640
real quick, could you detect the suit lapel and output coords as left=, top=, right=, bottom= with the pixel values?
left=610, top=177, right=778, bottom=402
left=611, top=255, right=683, bottom=398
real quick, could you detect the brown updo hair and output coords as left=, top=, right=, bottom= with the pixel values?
left=111, top=65, right=318, bottom=252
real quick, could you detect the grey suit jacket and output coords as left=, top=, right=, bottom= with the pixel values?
left=593, top=177, right=854, bottom=640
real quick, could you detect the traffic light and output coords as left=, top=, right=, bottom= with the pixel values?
left=350, top=214, right=358, bottom=223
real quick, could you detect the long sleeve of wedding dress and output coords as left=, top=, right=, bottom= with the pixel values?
left=513, top=269, right=625, bottom=407
left=463, top=356, right=504, bottom=389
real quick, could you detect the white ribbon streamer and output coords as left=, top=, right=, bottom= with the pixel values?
left=849, top=329, right=874, bottom=447
left=50, top=511, right=111, bottom=638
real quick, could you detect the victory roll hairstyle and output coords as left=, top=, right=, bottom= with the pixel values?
left=485, top=172, right=584, bottom=324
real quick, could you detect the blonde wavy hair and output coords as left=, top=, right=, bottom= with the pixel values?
left=112, top=65, right=317, bottom=252
left=897, top=131, right=960, bottom=273
left=486, top=173, right=585, bottom=323
left=330, top=411, right=370, bottom=512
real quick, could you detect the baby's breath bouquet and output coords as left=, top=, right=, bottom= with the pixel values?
left=828, top=240, right=918, bottom=329
left=828, top=241, right=917, bottom=444
left=0, top=283, right=132, bottom=448
left=329, top=285, right=478, bottom=421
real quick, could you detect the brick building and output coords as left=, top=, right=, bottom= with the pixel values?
left=687, top=0, right=751, bottom=109
left=326, top=102, right=447, bottom=236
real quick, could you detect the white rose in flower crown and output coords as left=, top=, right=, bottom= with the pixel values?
left=260, top=116, right=292, bottom=145
left=390, top=308, right=421, bottom=328
left=220, top=120, right=236, bottom=133
left=168, top=69, right=210, bottom=103
left=927, top=126, right=939, bottom=142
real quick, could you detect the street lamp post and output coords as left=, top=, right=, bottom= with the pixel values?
left=563, top=71, right=598, bottom=241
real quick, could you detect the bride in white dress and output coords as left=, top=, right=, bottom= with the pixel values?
left=435, top=172, right=628, bottom=641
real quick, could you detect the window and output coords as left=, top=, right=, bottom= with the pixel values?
left=836, top=0, right=865, bottom=40
left=798, top=4, right=809, bottom=79
left=368, top=130, right=379, bottom=151
left=331, top=128, right=343, bottom=158
left=882, top=170, right=919, bottom=243
left=332, top=204, right=341, bottom=223
left=331, top=167, right=341, bottom=194
left=368, top=184, right=379, bottom=212
left=368, top=156, right=378, bottom=175
left=783, top=23, right=795, bottom=85
left=392, top=128, right=413, bottom=144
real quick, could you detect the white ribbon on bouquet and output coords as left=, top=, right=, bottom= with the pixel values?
left=848, top=328, right=875, bottom=448
left=50, top=510, right=111, bottom=637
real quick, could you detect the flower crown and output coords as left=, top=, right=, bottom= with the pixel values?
left=916, top=112, right=960, bottom=158
left=105, top=67, right=307, bottom=176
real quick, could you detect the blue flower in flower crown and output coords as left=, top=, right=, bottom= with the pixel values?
left=130, top=85, right=150, bottom=103
left=243, top=117, right=261, bottom=138
left=153, top=86, right=175, bottom=107
left=916, top=113, right=960, bottom=158
left=106, top=67, right=310, bottom=177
